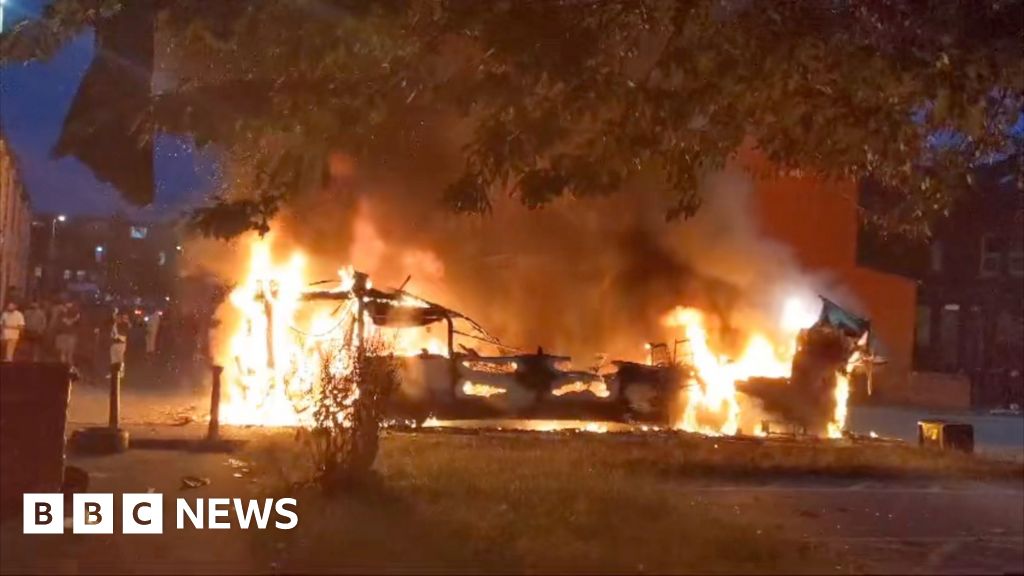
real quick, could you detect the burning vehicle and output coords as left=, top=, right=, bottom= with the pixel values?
left=217, top=239, right=870, bottom=438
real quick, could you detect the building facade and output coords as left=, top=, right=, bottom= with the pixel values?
left=741, top=150, right=918, bottom=406
left=913, top=158, right=1023, bottom=408
left=0, top=136, right=33, bottom=309
left=860, top=155, right=1023, bottom=409
left=28, top=214, right=182, bottom=308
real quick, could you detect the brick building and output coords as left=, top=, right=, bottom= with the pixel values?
left=28, top=214, right=182, bottom=307
left=740, top=149, right=918, bottom=406
left=0, top=134, right=33, bottom=308
left=859, top=155, right=1023, bottom=409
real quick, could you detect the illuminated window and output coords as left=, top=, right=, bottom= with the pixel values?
left=157, top=251, right=166, bottom=266
left=130, top=226, right=148, bottom=239
left=76, top=270, right=86, bottom=281
left=63, top=269, right=71, bottom=280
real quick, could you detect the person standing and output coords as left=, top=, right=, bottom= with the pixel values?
left=47, top=299, right=66, bottom=357
left=23, top=302, right=48, bottom=361
left=110, top=311, right=131, bottom=369
left=55, top=303, right=81, bottom=365
left=1, top=302, right=26, bottom=361
left=145, top=311, right=161, bottom=355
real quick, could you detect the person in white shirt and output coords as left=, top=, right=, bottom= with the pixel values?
left=1, top=302, right=26, bottom=361
left=145, top=311, right=161, bottom=355
left=110, top=311, right=131, bottom=367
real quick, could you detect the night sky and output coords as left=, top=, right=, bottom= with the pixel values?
left=0, top=0, right=217, bottom=219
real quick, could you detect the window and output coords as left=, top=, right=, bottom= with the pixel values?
left=914, top=306, right=931, bottom=351
left=980, top=235, right=1003, bottom=277
left=33, top=266, right=42, bottom=278
left=1010, top=239, right=1023, bottom=278
left=929, top=241, right=943, bottom=273
left=129, top=226, right=148, bottom=239
left=157, top=251, right=166, bottom=266
left=62, top=269, right=71, bottom=280
left=939, top=304, right=960, bottom=371
left=75, top=270, right=86, bottom=282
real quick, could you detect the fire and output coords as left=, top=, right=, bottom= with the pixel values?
left=551, top=380, right=611, bottom=398
left=217, top=236, right=853, bottom=439
left=665, top=307, right=793, bottom=435
left=220, top=239, right=323, bottom=426
left=462, top=381, right=507, bottom=398
left=664, top=300, right=852, bottom=438
left=218, top=237, right=447, bottom=427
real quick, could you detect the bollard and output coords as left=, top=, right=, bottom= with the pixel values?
left=109, top=362, right=122, bottom=430
left=208, top=365, right=224, bottom=441
left=70, top=363, right=129, bottom=454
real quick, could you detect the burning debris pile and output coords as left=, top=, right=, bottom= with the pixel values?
left=216, top=236, right=870, bottom=439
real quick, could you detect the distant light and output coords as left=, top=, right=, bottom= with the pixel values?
left=57, top=215, right=67, bottom=222
left=175, top=245, right=183, bottom=251
left=95, top=246, right=104, bottom=252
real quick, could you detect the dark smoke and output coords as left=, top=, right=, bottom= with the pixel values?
left=186, top=129, right=835, bottom=366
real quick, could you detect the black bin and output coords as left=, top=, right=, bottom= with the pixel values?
left=918, top=419, right=974, bottom=454
left=0, top=362, right=72, bottom=518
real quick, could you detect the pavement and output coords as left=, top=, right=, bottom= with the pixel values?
left=848, top=405, right=1024, bottom=461
left=1, top=384, right=1020, bottom=574
left=675, top=477, right=1024, bottom=574
left=2, top=425, right=1022, bottom=574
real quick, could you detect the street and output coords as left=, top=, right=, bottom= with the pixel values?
left=2, top=384, right=1021, bottom=575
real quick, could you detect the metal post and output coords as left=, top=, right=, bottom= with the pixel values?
left=446, top=315, right=458, bottom=394
left=354, top=273, right=368, bottom=360
left=108, top=362, right=122, bottom=430
left=445, top=316, right=454, bottom=357
left=263, top=283, right=276, bottom=372
left=208, top=365, right=223, bottom=441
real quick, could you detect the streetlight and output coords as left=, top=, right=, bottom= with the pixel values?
left=48, top=215, right=67, bottom=296
left=50, top=214, right=67, bottom=257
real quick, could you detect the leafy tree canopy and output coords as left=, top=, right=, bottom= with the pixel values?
left=3, top=0, right=1022, bottom=238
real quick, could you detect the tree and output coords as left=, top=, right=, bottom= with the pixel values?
left=3, top=0, right=1021, bottom=237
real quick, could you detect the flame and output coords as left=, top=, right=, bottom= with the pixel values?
left=220, top=239, right=325, bottom=426
left=551, top=380, right=611, bottom=398
left=665, top=307, right=794, bottom=436
left=826, top=348, right=860, bottom=439
left=664, top=300, right=850, bottom=439
left=461, top=381, right=507, bottom=398
left=218, top=237, right=852, bottom=438
left=219, top=237, right=447, bottom=427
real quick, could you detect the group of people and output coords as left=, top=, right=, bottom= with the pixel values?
left=1, top=300, right=83, bottom=363
left=0, top=299, right=153, bottom=368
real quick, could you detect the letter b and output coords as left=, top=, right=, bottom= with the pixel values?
left=23, top=494, right=63, bottom=534
left=73, top=494, right=113, bottom=534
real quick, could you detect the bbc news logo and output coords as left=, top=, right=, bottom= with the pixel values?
left=24, top=494, right=298, bottom=534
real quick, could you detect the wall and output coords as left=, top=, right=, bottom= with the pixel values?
left=0, top=137, right=33, bottom=308
left=738, top=146, right=917, bottom=403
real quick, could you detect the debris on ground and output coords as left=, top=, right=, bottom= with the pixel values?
left=180, top=475, right=211, bottom=490
left=225, top=457, right=253, bottom=477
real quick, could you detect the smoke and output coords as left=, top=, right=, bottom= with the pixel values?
left=183, top=137, right=845, bottom=366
